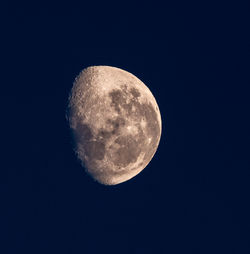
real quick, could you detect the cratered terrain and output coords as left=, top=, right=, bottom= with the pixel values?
left=66, top=66, right=162, bottom=185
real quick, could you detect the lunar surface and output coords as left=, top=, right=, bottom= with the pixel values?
left=66, top=66, right=162, bottom=185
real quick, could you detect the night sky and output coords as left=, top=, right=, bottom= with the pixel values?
left=2, top=2, right=250, bottom=253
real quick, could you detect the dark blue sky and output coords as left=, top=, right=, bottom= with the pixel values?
left=2, top=2, right=249, bottom=253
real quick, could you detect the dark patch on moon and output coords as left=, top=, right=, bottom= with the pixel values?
left=108, top=88, right=141, bottom=116
left=73, top=122, right=106, bottom=163
left=141, top=103, right=161, bottom=162
left=142, top=103, right=160, bottom=140
left=130, top=87, right=141, bottom=98
left=73, top=122, right=93, bottom=144
left=84, top=140, right=105, bottom=160
left=109, top=89, right=125, bottom=113
left=112, top=135, right=142, bottom=167
left=105, top=117, right=126, bottom=135
left=98, top=128, right=113, bottom=140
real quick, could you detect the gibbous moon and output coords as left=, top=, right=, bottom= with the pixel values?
left=66, top=66, right=162, bottom=185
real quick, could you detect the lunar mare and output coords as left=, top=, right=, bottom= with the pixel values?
left=67, top=66, right=162, bottom=185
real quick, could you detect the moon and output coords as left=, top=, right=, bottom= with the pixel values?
left=66, top=66, right=162, bottom=185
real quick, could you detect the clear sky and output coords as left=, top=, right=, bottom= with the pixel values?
left=2, top=2, right=249, bottom=253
